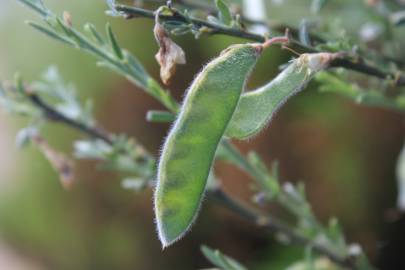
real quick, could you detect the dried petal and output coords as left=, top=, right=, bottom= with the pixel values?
left=32, top=135, right=75, bottom=190
left=63, top=11, right=72, bottom=27
left=154, top=22, right=186, bottom=85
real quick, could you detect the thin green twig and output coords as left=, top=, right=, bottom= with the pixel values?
left=115, top=4, right=405, bottom=87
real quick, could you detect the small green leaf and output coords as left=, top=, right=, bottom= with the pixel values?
left=97, top=60, right=124, bottom=76
left=26, top=21, right=75, bottom=46
left=286, top=258, right=340, bottom=270
left=247, top=151, right=268, bottom=176
left=14, top=73, right=25, bottom=96
left=121, top=178, right=148, bottom=191
left=74, top=137, right=154, bottom=177
left=123, top=50, right=149, bottom=87
left=84, top=23, right=106, bottom=45
left=248, top=152, right=280, bottom=197
left=146, top=110, right=175, bottom=123
left=74, top=139, right=111, bottom=160
left=17, top=0, right=49, bottom=17
left=55, top=17, right=75, bottom=38
left=316, top=71, right=405, bottom=112
left=326, top=217, right=346, bottom=252
left=311, top=0, right=329, bottom=14
left=201, top=245, right=248, bottom=270
left=106, top=23, right=124, bottom=59
left=147, top=78, right=179, bottom=113
left=215, top=0, right=233, bottom=26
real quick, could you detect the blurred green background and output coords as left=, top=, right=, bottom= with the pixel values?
left=0, top=0, right=404, bottom=269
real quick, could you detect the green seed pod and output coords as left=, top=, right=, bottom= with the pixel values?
left=155, top=44, right=262, bottom=247
left=226, top=52, right=337, bottom=139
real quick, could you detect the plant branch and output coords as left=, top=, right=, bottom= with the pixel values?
left=24, top=87, right=361, bottom=270
left=143, top=0, right=405, bottom=68
left=27, top=92, right=113, bottom=144
left=117, top=4, right=268, bottom=42
left=13, top=2, right=373, bottom=268
left=115, top=4, right=405, bottom=87
left=141, top=0, right=270, bottom=26
left=209, top=189, right=358, bottom=270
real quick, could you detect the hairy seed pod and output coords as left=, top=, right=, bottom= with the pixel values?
left=225, top=52, right=337, bottom=139
left=155, top=44, right=262, bottom=247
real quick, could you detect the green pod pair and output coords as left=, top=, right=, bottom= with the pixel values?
left=155, top=44, right=262, bottom=247
left=225, top=53, right=336, bottom=139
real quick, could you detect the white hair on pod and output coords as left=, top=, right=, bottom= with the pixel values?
left=397, top=144, right=405, bottom=212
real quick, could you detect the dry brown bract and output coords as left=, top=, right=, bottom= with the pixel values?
left=32, top=134, right=75, bottom=190
left=154, top=22, right=186, bottom=85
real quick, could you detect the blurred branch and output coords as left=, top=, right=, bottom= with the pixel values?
left=316, top=72, right=405, bottom=112
left=140, top=0, right=405, bottom=68
left=116, top=4, right=268, bottom=42
left=146, top=0, right=270, bottom=26
left=19, top=0, right=179, bottom=113
left=2, top=74, right=155, bottom=179
left=218, top=140, right=373, bottom=270
left=210, top=189, right=359, bottom=270
left=27, top=92, right=113, bottom=144
left=114, top=4, right=405, bottom=87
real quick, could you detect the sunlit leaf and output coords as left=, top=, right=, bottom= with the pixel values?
left=201, top=245, right=248, bottom=270
left=215, top=0, right=233, bottom=26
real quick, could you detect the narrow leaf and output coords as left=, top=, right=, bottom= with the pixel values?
left=17, top=0, right=49, bottom=17
left=248, top=151, right=280, bottom=196
left=26, top=21, right=75, bottom=46
left=146, top=110, right=175, bottom=123
left=316, top=72, right=405, bottom=112
left=14, top=73, right=25, bottom=96
left=56, top=17, right=75, bottom=38
left=84, top=23, right=106, bottom=45
left=311, top=0, right=328, bottom=13
left=201, top=245, right=248, bottom=270
left=106, top=23, right=124, bottom=59
left=123, top=50, right=149, bottom=87
left=215, top=0, right=233, bottom=26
